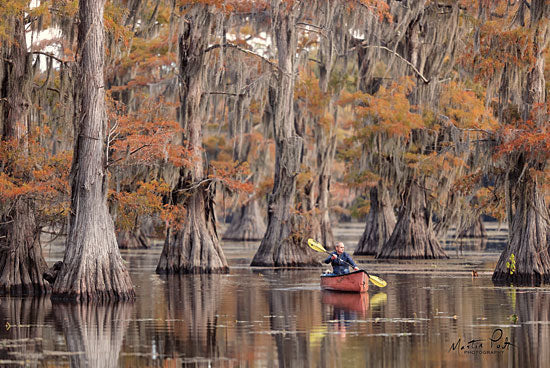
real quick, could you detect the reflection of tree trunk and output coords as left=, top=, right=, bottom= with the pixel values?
left=52, top=0, right=135, bottom=301
left=493, top=176, right=550, bottom=285
left=164, top=274, right=222, bottom=359
left=355, top=185, right=396, bottom=255
left=0, top=297, right=51, bottom=363
left=269, top=287, right=310, bottom=367
left=223, top=199, right=266, bottom=241
left=0, top=12, right=49, bottom=296
left=457, top=216, right=486, bottom=238
left=512, top=291, right=550, bottom=368
left=377, top=181, right=448, bottom=259
left=251, top=3, right=317, bottom=267
left=53, top=301, right=133, bottom=367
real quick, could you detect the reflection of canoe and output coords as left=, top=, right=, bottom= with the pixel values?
left=321, top=290, right=370, bottom=313
left=320, top=270, right=369, bottom=292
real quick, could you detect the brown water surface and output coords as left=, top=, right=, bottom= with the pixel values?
left=0, top=223, right=548, bottom=367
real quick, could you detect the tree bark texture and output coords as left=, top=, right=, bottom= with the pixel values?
left=157, top=5, right=228, bottom=274
left=116, top=228, right=149, bottom=249
left=0, top=13, right=49, bottom=295
left=53, top=302, right=132, bottom=367
left=251, top=2, right=318, bottom=267
left=355, top=184, right=396, bottom=256
left=223, top=199, right=266, bottom=241
left=492, top=177, right=550, bottom=286
left=377, top=180, right=448, bottom=259
left=51, top=0, right=135, bottom=301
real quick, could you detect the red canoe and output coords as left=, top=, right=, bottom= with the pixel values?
left=320, top=270, right=369, bottom=293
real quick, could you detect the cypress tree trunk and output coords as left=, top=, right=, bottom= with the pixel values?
left=316, top=170, right=334, bottom=247
left=156, top=5, right=228, bottom=274
left=251, top=2, right=317, bottom=267
left=52, top=0, right=135, bottom=301
left=492, top=176, right=550, bottom=285
left=223, top=199, right=266, bottom=241
left=377, top=180, right=448, bottom=259
left=0, top=13, right=49, bottom=295
left=117, top=228, right=148, bottom=249
left=355, top=184, right=396, bottom=256
left=493, top=11, right=550, bottom=286
left=457, top=216, right=486, bottom=238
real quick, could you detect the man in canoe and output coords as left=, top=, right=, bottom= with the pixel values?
left=324, top=242, right=359, bottom=275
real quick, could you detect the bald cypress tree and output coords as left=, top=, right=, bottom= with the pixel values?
left=156, top=4, right=229, bottom=274
left=0, top=7, right=49, bottom=295
left=51, top=0, right=135, bottom=301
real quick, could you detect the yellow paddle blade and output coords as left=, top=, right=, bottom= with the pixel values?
left=368, top=274, right=387, bottom=288
left=307, top=238, right=327, bottom=253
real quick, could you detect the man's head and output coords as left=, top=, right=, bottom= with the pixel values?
left=335, top=242, right=345, bottom=255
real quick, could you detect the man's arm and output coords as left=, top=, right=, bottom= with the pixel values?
left=344, top=253, right=358, bottom=268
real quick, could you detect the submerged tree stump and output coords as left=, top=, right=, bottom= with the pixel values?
left=377, top=181, right=448, bottom=259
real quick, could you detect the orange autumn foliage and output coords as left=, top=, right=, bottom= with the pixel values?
left=0, top=128, right=71, bottom=223
left=110, top=180, right=171, bottom=232
left=340, top=77, right=423, bottom=141
left=440, top=81, right=498, bottom=131
left=108, top=95, right=192, bottom=168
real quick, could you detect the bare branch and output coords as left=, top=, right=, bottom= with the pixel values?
left=204, top=91, right=244, bottom=97
left=344, top=43, right=430, bottom=83
left=107, top=144, right=151, bottom=168
left=204, top=43, right=289, bottom=76
left=175, top=178, right=216, bottom=193
left=296, top=22, right=325, bottom=31
left=32, top=51, right=69, bottom=65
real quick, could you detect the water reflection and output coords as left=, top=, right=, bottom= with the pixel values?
left=0, top=296, right=52, bottom=365
left=266, top=271, right=313, bottom=368
left=53, top=301, right=133, bottom=367
left=511, top=291, right=550, bottom=368
left=4, top=223, right=550, bottom=367
left=322, top=290, right=369, bottom=316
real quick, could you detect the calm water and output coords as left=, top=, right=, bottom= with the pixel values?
left=1, top=223, right=549, bottom=367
